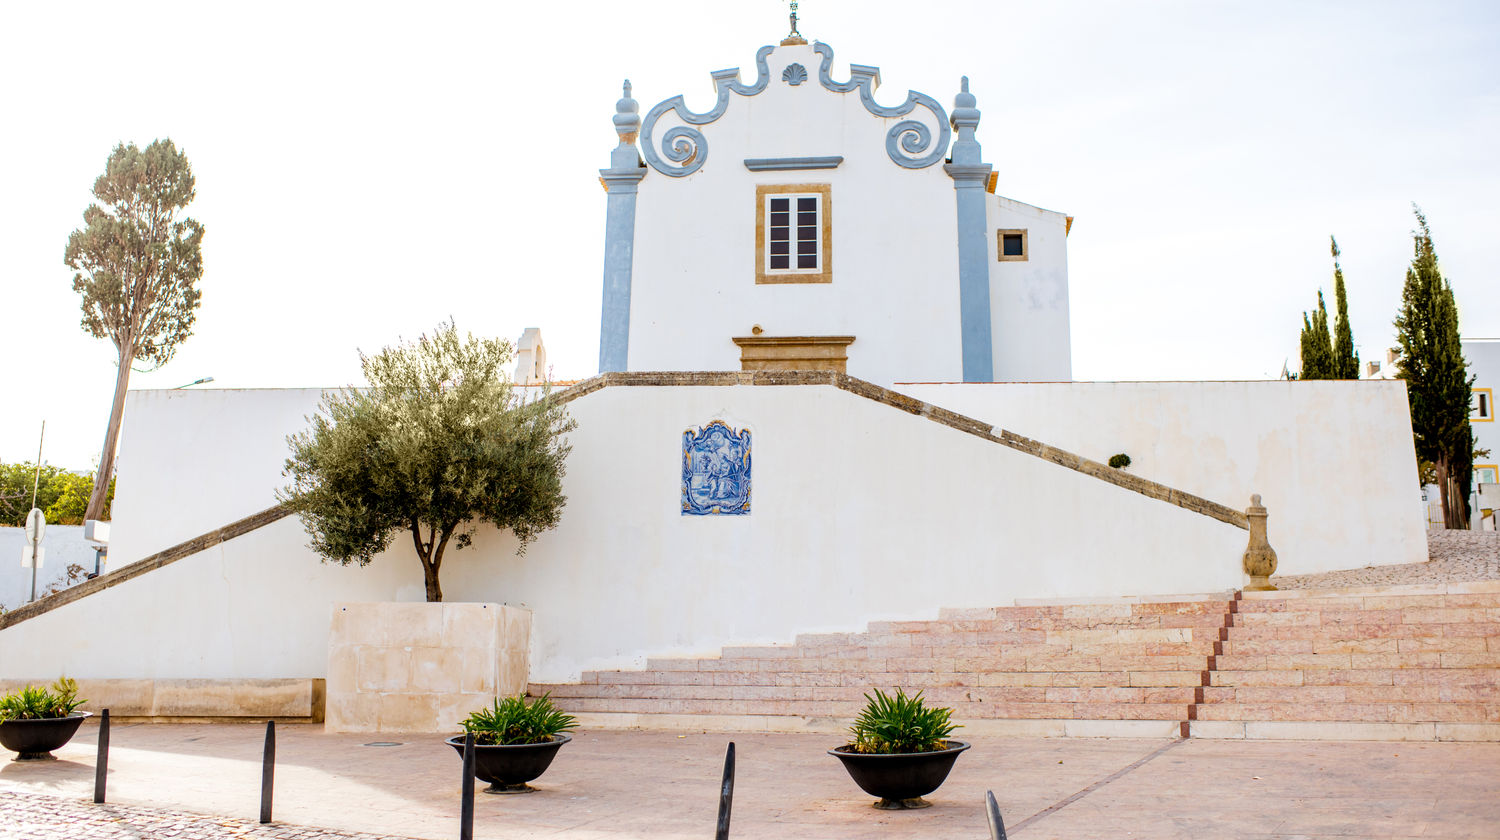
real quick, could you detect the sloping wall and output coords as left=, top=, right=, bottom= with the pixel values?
left=1, top=381, right=1248, bottom=684
left=896, top=381, right=1426, bottom=575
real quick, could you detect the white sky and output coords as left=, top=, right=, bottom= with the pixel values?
left=2, top=0, right=1497, bottom=470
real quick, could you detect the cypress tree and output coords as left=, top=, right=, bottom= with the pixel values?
left=1393, top=207, right=1473, bottom=529
left=1299, top=291, right=1335, bottom=380
left=1330, top=236, right=1360, bottom=379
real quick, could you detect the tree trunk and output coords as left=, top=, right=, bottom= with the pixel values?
left=1436, top=453, right=1451, bottom=529
left=422, top=560, right=443, bottom=602
left=85, top=348, right=133, bottom=522
left=1436, top=453, right=1470, bottom=530
left=411, top=520, right=443, bottom=602
left=1447, top=472, right=1470, bottom=530
left=423, top=527, right=453, bottom=603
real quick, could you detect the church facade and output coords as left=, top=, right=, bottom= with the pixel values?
left=598, top=39, right=1072, bottom=384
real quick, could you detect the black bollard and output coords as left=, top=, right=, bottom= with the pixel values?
left=260, top=721, right=275, bottom=824
left=715, top=741, right=735, bottom=840
left=460, top=732, right=476, bottom=840
left=985, top=790, right=1008, bottom=840
left=93, top=709, right=110, bottom=804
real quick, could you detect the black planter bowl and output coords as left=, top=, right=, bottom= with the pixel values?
left=445, top=733, right=571, bottom=794
left=0, top=712, right=92, bottom=761
left=828, top=740, right=970, bottom=809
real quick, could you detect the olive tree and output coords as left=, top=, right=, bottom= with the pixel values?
left=280, top=323, right=575, bottom=601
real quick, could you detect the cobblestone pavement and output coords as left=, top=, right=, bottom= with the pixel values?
left=1277, top=530, right=1500, bottom=590
left=0, top=790, right=415, bottom=840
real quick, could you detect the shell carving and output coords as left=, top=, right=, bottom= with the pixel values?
left=782, top=63, right=807, bottom=86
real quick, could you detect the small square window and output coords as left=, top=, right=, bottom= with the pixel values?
left=996, top=229, right=1028, bottom=262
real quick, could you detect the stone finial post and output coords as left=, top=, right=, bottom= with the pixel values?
left=598, top=79, right=647, bottom=374
left=1242, top=493, right=1278, bottom=591
left=942, top=76, right=994, bottom=383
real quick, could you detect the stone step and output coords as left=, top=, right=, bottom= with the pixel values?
left=1201, top=684, right=1499, bottom=704
left=1225, top=622, right=1500, bottom=641
left=543, top=682, right=1198, bottom=706
left=1192, top=701, right=1500, bottom=724
left=1214, top=652, right=1500, bottom=671
left=1234, top=595, right=1500, bottom=615
left=1219, top=636, right=1492, bottom=655
left=544, top=695, right=1192, bottom=722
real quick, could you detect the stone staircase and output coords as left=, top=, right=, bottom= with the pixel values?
left=534, top=582, right=1500, bottom=741
left=534, top=595, right=1235, bottom=738
left=1191, top=583, right=1500, bottom=740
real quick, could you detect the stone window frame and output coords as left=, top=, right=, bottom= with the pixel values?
left=996, top=229, right=1028, bottom=262
left=1473, top=387, right=1493, bottom=422
left=756, top=183, right=833, bottom=284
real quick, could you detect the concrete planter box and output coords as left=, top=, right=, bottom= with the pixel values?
left=326, top=602, right=530, bottom=733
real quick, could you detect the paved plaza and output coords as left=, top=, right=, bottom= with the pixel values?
left=3, top=724, right=1499, bottom=839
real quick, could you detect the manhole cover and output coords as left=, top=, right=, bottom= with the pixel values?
left=362, top=741, right=403, bottom=747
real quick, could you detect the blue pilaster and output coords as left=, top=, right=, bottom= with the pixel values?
left=599, top=81, right=647, bottom=373
left=943, top=77, right=994, bottom=383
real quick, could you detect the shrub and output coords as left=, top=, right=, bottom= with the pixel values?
left=0, top=678, right=86, bottom=721
left=460, top=693, right=578, bottom=746
left=847, top=687, right=959, bottom=754
left=1108, top=453, right=1132, bottom=469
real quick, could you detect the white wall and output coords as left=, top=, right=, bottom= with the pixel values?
left=626, top=42, right=1070, bottom=384
left=895, top=380, right=1427, bottom=574
left=988, top=195, right=1072, bottom=382
left=0, top=525, right=98, bottom=611
left=109, top=388, right=327, bottom=566
left=0, top=382, right=1249, bottom=684
left=0, top=517, right=421, bottom=680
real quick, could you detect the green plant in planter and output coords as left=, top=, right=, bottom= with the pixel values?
left=0, top=678, right=86, bottom=721
left=847, top=688, right=959, bottom=754
left=1108, top=453, right=1132, bottom=469
left=460, top=693, right=578, bottom=746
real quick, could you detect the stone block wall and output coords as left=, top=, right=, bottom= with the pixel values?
left=326, top=602, right=530, bottom=733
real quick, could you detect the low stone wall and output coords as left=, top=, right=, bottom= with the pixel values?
left=0, top=678, right=322, bottom=721
left=326, top=602, right=530, bottom=733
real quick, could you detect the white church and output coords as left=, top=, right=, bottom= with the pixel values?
left=597, top=36, right=1071, bottom=384
left=0, top=32, right=1438, bottom=737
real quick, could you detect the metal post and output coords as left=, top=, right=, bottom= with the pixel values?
left=460, top=732, right=476, bottom=840
left=93, top=709, right=110, bottom=804
left=986, top=790, right=1008, bottom=840
left=259, top=721, right=275, bottom=824
left=29, top=422, right=43, bottom=604
left=715, top=741, right=735, bottom=840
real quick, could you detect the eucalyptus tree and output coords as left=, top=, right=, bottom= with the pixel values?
left=280, top=323, right=575, bottom=602
left=65, top=139, right=205, bottom=521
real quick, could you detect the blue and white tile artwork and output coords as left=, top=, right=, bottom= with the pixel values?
left=681, top=420, right=752, bottom=515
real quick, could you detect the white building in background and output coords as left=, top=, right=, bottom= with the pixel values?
left=1467, top=338, right=1499, bottom=528
left=597, top=37, right=1071, bottom=384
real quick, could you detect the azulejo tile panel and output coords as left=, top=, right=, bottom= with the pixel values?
left=682, top=420, right=752, bottom=515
